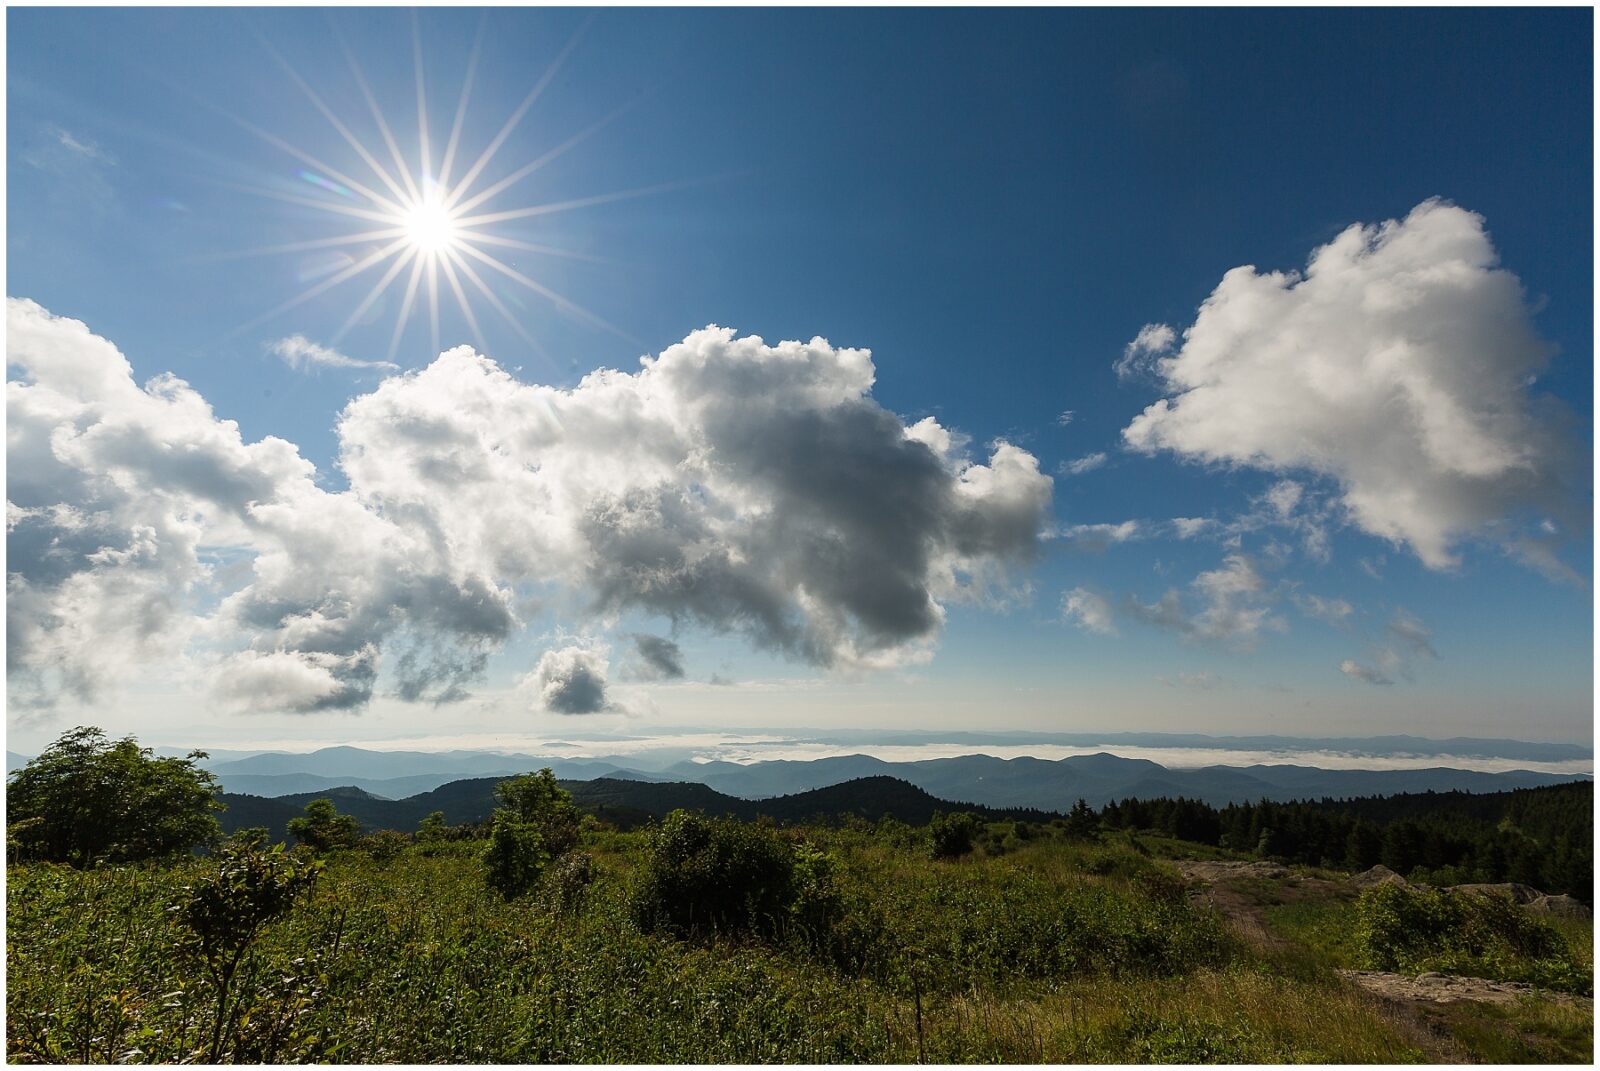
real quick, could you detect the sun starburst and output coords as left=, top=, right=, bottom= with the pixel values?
left=221, top=16, right=652, bottom=361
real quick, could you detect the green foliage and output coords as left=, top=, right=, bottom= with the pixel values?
left=361, top=829, right=411, bottom=865
left=632, top=810, right=800, bottom=939
left=286, top=799, right=361, bottom=853
left=1354, top=883, right=1589, bottom=994
left=543, top=850, right=597, bottom=913
left=1064, top=798, right=1100, bottom=840
left=416, top=810, right=448, bottom=841
left=484, top=812, right=549, bottom=899
left=175, top=838, right=321, bottom=1060
left=5, top=802, right=1589, bottom=1064
left=483, top=770, right=581, bottom=899
left=6, top=726, right=221, bottom=866
left=1103, top=782, right=1593, bottom=899
left=927, top=810, right=980, bottom=859
left=495, top=769, right=581, bottom=856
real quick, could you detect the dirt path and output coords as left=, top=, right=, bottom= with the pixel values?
left=1173, top=861, right=1298, bottom=956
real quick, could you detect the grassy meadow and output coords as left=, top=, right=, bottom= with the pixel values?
left=9, top=817, right=1591, bottom=1064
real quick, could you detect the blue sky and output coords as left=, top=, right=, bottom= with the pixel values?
left=7, top=7, right=1592, bottom=751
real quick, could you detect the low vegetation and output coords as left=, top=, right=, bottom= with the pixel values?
left=6, top=727, right=1593, bottom=1063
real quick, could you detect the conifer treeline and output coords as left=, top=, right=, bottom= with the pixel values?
left=1097, top=781, right=1592, bottom=901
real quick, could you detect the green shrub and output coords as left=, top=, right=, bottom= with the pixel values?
left=632, top=810, right=799, bottom=939
left=1354, top=882, right=1588, bottom=993
left=362, top=829, right=410, bottom=865
left=287, top=799, right=361, bottom=853
left=928, top=811, right=980, bottom=859
left=175, top=839, right=321, bottom=1060
left=544, top=849, right=597, bottom=912
left=482, top=770, right=582, bottom=899
left=484, top=812, right=549, bottom=899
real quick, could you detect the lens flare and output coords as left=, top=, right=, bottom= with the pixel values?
left=223, top=18, right=645, bottom=358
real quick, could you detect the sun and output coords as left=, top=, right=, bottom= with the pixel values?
left=400, top=195, right=459, bottom=255
left=222, top=20, right=657, bottom=359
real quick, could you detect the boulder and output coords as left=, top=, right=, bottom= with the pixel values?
left=1352, top=864, right=1408, bottom=888
left=1450, top=882, right=1540, bottom=905
left=1528, top=894, right=1592, bottom=920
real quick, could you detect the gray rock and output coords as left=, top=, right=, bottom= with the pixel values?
left=1450, top=882, right=1540, bottom=904
left=1352, top=864, right=1408, bottom=888
left=1528, top=893, right=1592, bottom=920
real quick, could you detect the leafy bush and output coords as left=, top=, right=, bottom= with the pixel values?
left=483, top=770, right=581, bottom=899
left=632, top=810, right=801, bottom=939
left=484, top=812, right=549, bottom=899
left=362, top=829, right=411, bottom=865
left=7, top=726, right=221, bottom=865
left=416, top=811, right=448, bottom=842
left=543, top=850, right=597, bottom=913
left=1354, top=882, right=1589, bottom=994
left=928, top=811, right=980, bottom=859
left=287, top=799, right=361, bottom=852
left=175, top=839, right=321, bottom=1060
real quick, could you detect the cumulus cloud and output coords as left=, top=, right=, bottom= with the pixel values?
left=337, top=325, right=1051, bottom=671
left=1127, top=553, right=1283, bottom=649
left=270, top=335, right=398, bottom=373
left=534, top=644, right=612, bottom=714
left=630, top=633, right=685, bottom=680
left=7, top=298, right=513, bottom=715
left=8, top=303, right=1053, bottom=714
left=1061, top=452, right=1107, bottom=476
left=1114, top=322, right=1176, bottom=381
left=1061, top=587, right=1117, bottom=635
left=1121, top=199, right=1578, bottom=573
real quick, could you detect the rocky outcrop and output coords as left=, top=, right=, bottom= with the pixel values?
left=1449, top=882, right=1539, bottom=904
left=1527, top=893, right=1592, bottom=920
left=1175, top=860, right=1290, bottom=882
left=1351, top=864, right=1408, bottom=888
left=1337, top=969, right=1593, bottom=1009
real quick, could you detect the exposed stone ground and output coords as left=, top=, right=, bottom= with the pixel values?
left=1173, top=854, right=1593, bottom=1064
left=1335, top=969, right=1593, bottom=1010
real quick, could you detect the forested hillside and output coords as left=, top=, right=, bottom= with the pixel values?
left=1100, top=782, right=1593, bottom=900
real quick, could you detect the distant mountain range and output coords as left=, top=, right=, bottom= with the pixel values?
left=9, top=740, right=1590, bottom=813
left=216, top=775, right=1030, bottom=840
left=658, top=753, right=1586, bottom=810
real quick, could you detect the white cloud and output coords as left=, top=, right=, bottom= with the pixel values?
left=1061, top=451, right=1107, bottom=476
left=1056, top=410, right=1075, bottom=426
left=8, top=303, right=1054, bottom=715
left=1127, top=553, right=1283, bottom=649
left=1122, top=199, right=1576, bottom=572
left=1055, top=519, right=1142, bottom=551
left=533, top=644, right=612, bottom=714
left=270, top=334, right=398, bottom=373
left=1114, top=322, right=1176, bottom=381
left=1061, top=587, right=1117, bottom=635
